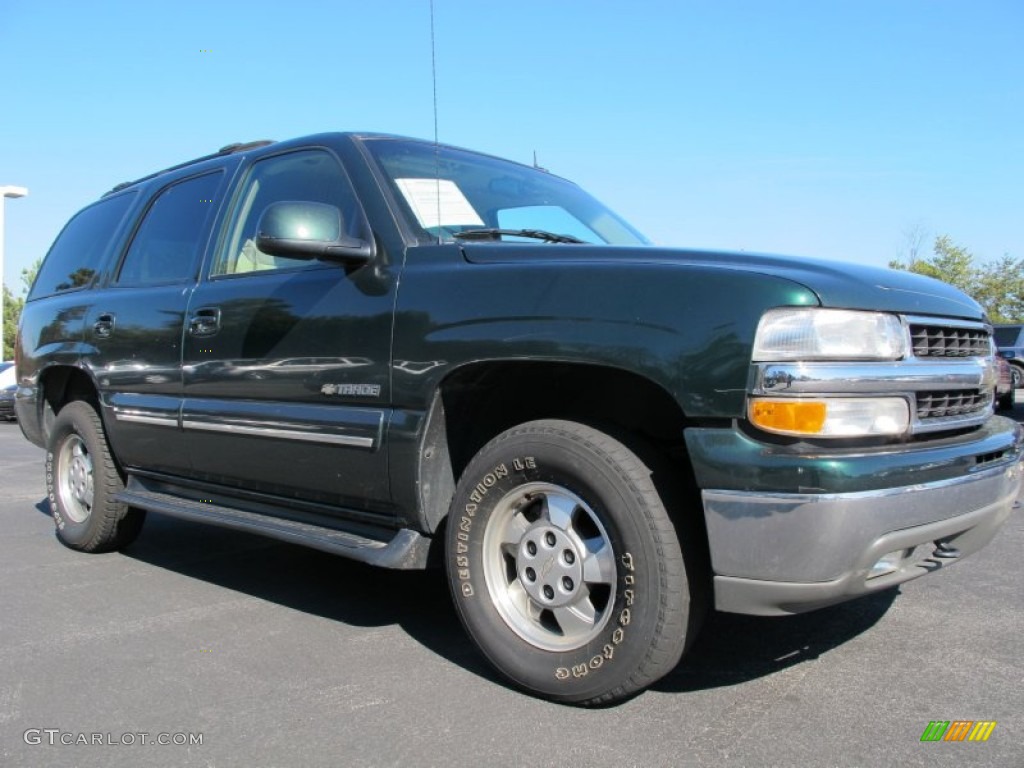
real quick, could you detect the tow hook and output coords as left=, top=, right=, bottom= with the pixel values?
left=932, top=540, right=961, bottom=559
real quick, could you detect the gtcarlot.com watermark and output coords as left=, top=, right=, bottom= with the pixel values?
left=24, top=729, right=203, bottom=747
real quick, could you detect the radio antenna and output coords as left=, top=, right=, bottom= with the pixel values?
left=430, top=0, right=441, bottom=242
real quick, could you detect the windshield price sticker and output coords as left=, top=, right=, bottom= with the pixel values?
left=395, top=178, right=484, bottom=229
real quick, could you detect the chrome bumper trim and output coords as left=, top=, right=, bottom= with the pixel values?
left=702, top=458, right=1022, bottom=586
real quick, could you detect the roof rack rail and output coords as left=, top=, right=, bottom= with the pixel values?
left=105, top=139, right=276, bottom=196
left=218, top=140, right=274, bottom=154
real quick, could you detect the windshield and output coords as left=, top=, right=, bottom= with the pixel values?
left=363, top=138, right=650, bottom=246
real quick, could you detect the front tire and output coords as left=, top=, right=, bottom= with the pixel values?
left=446, top=419, right=699, bottom=705
left=46, top=401, right=145, bottom=552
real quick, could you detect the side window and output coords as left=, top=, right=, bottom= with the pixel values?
left=116, top=173, right=223, bottom=286
left=31, top=192, right=136, bottom=298
left=212, top=150, right=359, bottom=276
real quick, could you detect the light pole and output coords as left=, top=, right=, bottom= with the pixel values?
left=0, top=185, right=29, bottom=362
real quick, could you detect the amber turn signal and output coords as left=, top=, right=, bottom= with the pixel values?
left=749, top=397, right=911, bottom=437
left=749, top=399, right=827, bottom=435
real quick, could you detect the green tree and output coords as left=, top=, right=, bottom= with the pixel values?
left=2, top=258, right=42, bottom=360
left=974, top=254, right=1024, bottom=323
left=890, top=235, right=1023, bottom=323
left=21, top=258, right=41, bottom=295
left=2, top=283, right=24, bottom=360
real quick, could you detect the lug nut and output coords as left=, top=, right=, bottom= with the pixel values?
left=526, top=540, right=537, bottom=556
left=544, top=532, right=556, bottom=547
left=525, top=567, right=536, bottom=582
left=543, top=585, right=554, bottom=600
left=563, top=550, right=575, bottom=565
left=562, top=576, right=574, bottom=592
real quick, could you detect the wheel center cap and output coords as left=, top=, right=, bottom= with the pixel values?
left=516, top=524, right=584, bottom=608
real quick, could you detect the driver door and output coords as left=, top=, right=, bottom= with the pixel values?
left=180, top=148, right=395, bottom=515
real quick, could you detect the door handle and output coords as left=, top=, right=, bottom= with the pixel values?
left=189, top=307, right=221, bottom=337
left=93, top=313, right=116, bottom=338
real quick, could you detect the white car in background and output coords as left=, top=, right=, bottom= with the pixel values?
left=0, top=362, right=16, bottom=421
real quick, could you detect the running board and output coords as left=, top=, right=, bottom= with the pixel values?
left=116, top=487, right=431, bottom=569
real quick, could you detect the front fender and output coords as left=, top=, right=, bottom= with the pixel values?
left=392, top=256, right=819, bottom=418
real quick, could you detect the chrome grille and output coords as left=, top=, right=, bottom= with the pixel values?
left=910, top=323, right=990, bottom=358
left=751, top=315, right=995, bottom=436
left=916, top=389, right=991, bottom=420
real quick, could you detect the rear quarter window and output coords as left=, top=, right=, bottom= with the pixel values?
left=30, top=191, right=137, bottom=299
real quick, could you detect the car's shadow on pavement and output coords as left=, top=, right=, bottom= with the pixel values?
left=110, top=509, right=901, bottom=700
left=655, top=588, right=897, bottom=694
left=121, top=513, right=500, bottom=680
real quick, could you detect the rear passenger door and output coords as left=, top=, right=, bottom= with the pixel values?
left=88, top=170, right=229, bottom=475
left=180, top=148, right=396, bottom=515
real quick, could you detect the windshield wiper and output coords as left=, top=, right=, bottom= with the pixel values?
left=452, top=228, right=585, bottom=244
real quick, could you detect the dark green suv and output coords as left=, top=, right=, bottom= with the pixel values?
left=15, top=133, right=1023, bottom=704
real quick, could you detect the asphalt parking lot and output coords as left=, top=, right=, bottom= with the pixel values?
left=1, top=407, right=1022, bottom=768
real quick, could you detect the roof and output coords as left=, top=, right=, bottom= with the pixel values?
left=104, top=139, right=275, bottom=196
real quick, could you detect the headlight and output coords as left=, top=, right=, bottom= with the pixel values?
left=753, top=308, right=906, bottom=361
left=749, top=397, right=910, bottom=437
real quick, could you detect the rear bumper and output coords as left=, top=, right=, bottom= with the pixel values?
left=688, top=418, right=1024, bottom=616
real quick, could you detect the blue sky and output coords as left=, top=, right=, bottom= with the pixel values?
left=1, top=0, right=1021, bottom=293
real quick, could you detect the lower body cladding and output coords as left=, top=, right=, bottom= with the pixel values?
left=688, top=421, right=1024, bottom=616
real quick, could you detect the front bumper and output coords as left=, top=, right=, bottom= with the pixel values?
left=686, top=417, right=1023, bottom=616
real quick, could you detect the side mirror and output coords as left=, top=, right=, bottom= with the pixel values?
left=255, top=201, right=373, bottom=265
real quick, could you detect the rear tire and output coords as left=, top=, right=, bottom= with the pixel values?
left=445, top=419, right=700, bottom=705
left=46, top=401, right=145, bottom=552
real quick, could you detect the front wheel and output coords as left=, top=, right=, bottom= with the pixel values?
left=46, top=401, right=145, bottom=552
left=446, top=419, right=701, bottom=705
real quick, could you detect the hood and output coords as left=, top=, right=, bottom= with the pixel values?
left=461, top=244, right=986, bottom=322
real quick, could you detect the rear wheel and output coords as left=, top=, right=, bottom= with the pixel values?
left=445, top=419, right=701, bottom=705
left=46, top=401, right=145, bottom=552
left=1011, top=364, right=1024, bottom=391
